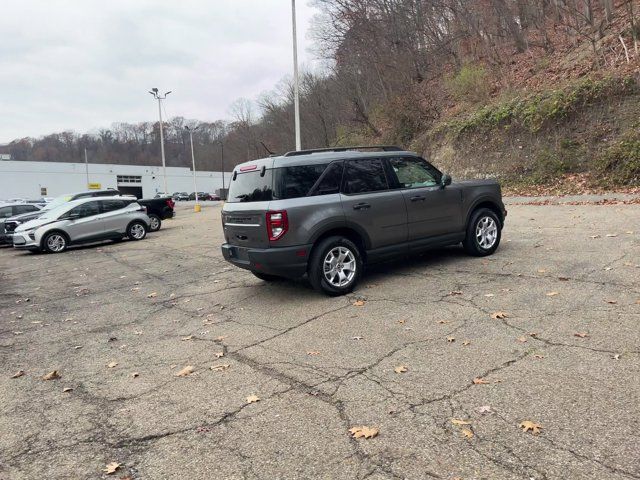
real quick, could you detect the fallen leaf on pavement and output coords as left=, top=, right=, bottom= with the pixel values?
left=437, top=320, right=449, bottom=324
left=605, top=299, right=618, bottom=304
left=246, top=394, right=260, bottom=404
left=606, top=233, right=617, bottom=237
left=181, top=335, right=194, bottom=341
left=447, top=336, right=455, bottom=342
left=131, top=372, right=139, bottom=378
left=462, top=428, right=474, bottom=439
left=176, top=366, right=194, bottom=377
left=612, top=354, right=621, bottom=360
left=484, top=293, right=495, bottom=297
left=349, top=426, right=379, bottom=439
left=352, top=336, right=363, bottom=340
left=147, top=292, right=157, bottom=298
left=537, top=269, right=546, bottom=273
left=451, top=419, right=471, bottom=426
left=107, top=362, right=118, bottom=368
left=574, top=332, right=590, bottom=338
left=473, top=377, right=489, bottom=385
left=73, top=345, right=83, bottom=349
left=394, top=365, right=408, bottom=374
left=477, top=405, right=492, bottom=414
left=307, top=351, right=320, bottom=356
left=103, top=462, right=121, bottom=474
left=211, top=364, right=230, bottom=372
left=397, top=319, right=406, bottom=324
left=590, top=235, right=600, bottom=239
left=519, top=420, right=543, bottom=434
left=448, top=290, right=463, bottom=296
left=12, top=370, right=25, bottom=378
left=534, top=354, right=545, bottom=359
left=215, top=336, right=226, bottom=342
left=517, top=336, right=528, bottom=343
left=491, top=311, right=508, bottom=319
left=63, top=387, right=73, bottom=393
left=214, top=352, right=224, bottom=358
left=42, top=370, right=60, bottom=380
left=546, top=291, right=559, bottom=296
left=353, top=300, right=365, bottom=307
left=462, top=340, right=471, bottom=346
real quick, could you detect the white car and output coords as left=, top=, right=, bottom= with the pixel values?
left=13, top=196, right=150, bottom=253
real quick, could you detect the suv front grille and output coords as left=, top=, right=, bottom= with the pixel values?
left=5, top=221, right=19, bottom=233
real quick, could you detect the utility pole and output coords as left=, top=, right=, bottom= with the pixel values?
left=185, top=126, right=200, bottom=212
left=148, top=88, right=172, bottom=193
left=219, top=140, right=225, bottom=196
left=291, top=0, right=301, bottom=151
left=84, top=148, right=89, bottom=187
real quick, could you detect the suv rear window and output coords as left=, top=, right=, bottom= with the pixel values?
left=227, top=170, right=274, bottom=203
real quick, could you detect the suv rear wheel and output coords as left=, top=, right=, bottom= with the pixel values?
left=463, top=208, right=501, bottom=256
left=309, top=236, right=362, bottom=296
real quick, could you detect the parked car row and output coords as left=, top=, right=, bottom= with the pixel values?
left=171, top=192, right=221, bottom=201
left=1, top=189, right=175, bottom=254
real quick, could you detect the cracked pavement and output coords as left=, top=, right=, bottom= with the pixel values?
left=1, top=199, right=639, bottom=480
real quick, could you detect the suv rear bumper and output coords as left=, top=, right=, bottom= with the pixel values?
left=221, top=243, right=311, bottom=278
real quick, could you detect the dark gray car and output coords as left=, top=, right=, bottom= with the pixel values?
left=221, top=146, right=506, bottom=295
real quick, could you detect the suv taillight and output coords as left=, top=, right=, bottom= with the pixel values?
left=166, top=198, right=175, bottom=209
left=266, top=210, right=288, bottom=241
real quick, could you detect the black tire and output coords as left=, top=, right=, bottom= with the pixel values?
left=148, top=214, right=162, bottom=232
left=252, top=271, right=283, bottom=282
left=308, top=236, right=363, bottom=296
left=127, top=221, right=147, bottom=241
left=42, top=231, right=68, bottom=254
left=463, top=208, right=501, bottom=256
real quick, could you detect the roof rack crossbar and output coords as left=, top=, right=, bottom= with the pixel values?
left=283, top=145, right=403, bottom=157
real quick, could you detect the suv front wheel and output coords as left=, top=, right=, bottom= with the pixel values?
left=309, top=236, right=362, bottom=296
left=463, top=208, right=501, bottom=256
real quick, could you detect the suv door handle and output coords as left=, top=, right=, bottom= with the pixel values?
left=410, top=195, right=426, bottom=202
left=353, top=202, right=371, bottom=210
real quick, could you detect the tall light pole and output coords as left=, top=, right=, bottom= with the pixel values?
left=216, top=140, right=225, bottom=199
left=291, top=0, right=301, bottom=151
left=84, top=148, right=89, bottom=187
left=185, top=125, right=200, bottom=211
left=148, top=88, right=172, bottom=193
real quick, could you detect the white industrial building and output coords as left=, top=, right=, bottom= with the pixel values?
left=0, top=160, right=231, bottom=199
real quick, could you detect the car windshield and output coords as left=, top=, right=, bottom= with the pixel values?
left=41, top=194, right=74, bottom=211
left=38, top=202, right=74, bottom=220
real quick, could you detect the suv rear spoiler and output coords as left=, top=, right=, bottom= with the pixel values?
left=283, top=145, right=403, bottom=157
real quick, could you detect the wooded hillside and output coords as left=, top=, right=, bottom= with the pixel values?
left=3, top=0, right=639, bottom=189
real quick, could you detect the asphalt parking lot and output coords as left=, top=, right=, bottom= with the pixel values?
left=1, top=199, right=639, bottom=480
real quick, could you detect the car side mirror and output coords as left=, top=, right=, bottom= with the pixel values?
left=441, top=174, right=452, bottom=188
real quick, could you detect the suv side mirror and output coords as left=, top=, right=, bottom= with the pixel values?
left=441, top=174, right=452, bottom=188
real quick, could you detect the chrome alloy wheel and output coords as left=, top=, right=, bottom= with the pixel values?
left=130, top=223, right=145, bottom=239
left=46, top=234, right=66, bottom=252
left=476, top=216, right=498, bottom=249
left=323, top=246, right=356, bottom=287
left=149, top=216, right=160, bottom=230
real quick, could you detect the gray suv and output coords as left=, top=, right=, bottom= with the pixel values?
left=221, top=146, right=506, bottom=295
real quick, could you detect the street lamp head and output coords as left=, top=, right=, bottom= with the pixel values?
left=152, top=87, right=159, bottom=93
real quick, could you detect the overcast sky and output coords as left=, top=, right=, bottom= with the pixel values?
left=0, top=1, right=321, bottom=143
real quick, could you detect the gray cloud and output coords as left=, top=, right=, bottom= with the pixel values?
left=0, top=0, right=318, bottom=142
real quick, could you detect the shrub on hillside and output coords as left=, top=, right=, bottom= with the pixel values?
left=447, top=65, right=491, bottom=103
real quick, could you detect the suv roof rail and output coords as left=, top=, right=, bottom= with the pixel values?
left=283, top=145, right=403, bottom=157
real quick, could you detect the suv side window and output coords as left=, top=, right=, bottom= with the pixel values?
left=308, top=161, right=343, bottom=196
left=343, top=159, right=388, bottom=194
left=389, top=157, right=442, bottom=188
left=67, top=201, right=100, bottom=218
left=100, top=200, right=126, bottom=212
